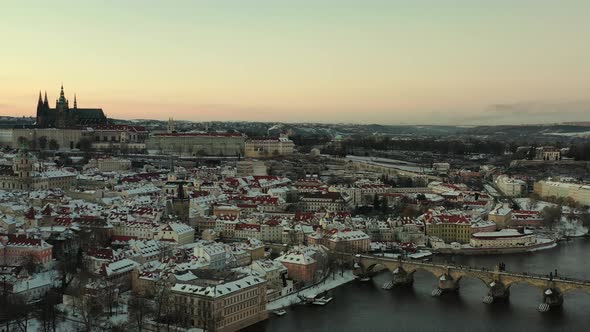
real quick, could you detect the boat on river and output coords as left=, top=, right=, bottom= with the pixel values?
left=313, top=296, right=333, bottom=305
left=273, top=309, right=287, bottom=316
left=298, top=293, right=317, bottom=304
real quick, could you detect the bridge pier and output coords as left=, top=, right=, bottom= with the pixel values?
left=432, top=274, right=459, bottom=296
left=539, top=288, right=563, bottom=312
left=391, top=267, right=414, bottom=287
left=483, top=281, right=510, bottom=304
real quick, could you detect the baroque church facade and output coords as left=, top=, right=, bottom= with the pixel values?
left=36, top=85, right=108, bottom=128
left=0, top=148, right=76, bottom=191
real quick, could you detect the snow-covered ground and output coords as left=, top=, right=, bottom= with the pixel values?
left=513, top=198, right=589, bottom=237
left=267, top=270, right=355, bottom=311
left=545, top=131, right=590, bottom=138
left=556, top=218, right=589, bottom=237
left=513, top=198, right=557, bottom=211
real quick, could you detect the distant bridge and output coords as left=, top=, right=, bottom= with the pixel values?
left=347, top=254, right=590, bottom=311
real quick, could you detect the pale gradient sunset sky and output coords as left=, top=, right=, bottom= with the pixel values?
left=1, top=0, right=589, bottom=125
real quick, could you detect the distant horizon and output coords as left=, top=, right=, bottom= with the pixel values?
left=8, top=111, right=590, bottom=129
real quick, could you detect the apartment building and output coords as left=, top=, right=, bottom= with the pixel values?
left=244, top=133, right=294, bottom=157
left=495, top=175, right=526, bottom=197
left=170, top=275, right=268, bottom=332
left=534, top=179, right=590, bottom=206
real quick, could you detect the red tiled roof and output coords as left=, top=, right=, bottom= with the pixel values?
left=87, top=248, right=116, bottom=260
left=7, top=235, right=42, bottom=247
left=92, top=124, right=147, bottom=132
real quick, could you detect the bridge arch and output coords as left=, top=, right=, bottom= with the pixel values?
left=449, top=273, right=495, bottom=289
left=405, top=266, right=445, bottom=280
left=365, top=262, right=391, bottom=275
left=502, top=279, right=543, bottom=291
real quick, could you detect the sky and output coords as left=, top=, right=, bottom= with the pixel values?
left=1, top=0, right=589, bottom=125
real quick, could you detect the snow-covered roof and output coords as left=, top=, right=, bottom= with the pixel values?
left=101, top=258, right=139, bottom=277
left=171, top=275, right=265, bottom=298
left=276, top=251, right=316, bottom=265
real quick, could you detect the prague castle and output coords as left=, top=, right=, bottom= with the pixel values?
left=36, top=85, right=108, bottom=128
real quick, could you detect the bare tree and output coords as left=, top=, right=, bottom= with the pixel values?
left=38, top=136, right=48, bottom=150
left=35, top=289, right=61, bottom=332
left=94, top=281, right=119, bottom=317
left=57, top=247, right=83, bottom=291
left=73, top=293, right=103, bottom=332
left=1, top=292, right=32, bottom=332
left=48, top=139, right=59, bottom=151
left=579, top=212, right=590, bottom=227
left=153, top=281, right=173, bottom=332
left=128, top=291, right=154, bottom=332
left=22, top=253, right=42, bottom=275
left=541, top=206, right=562, bottom=230
left=526, top=197, right=538, bottom=210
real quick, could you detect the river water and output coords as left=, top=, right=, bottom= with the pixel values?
left=245, top=239, right=590, bottom=332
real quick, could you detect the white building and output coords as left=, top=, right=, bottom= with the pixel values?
left=495, top=175, right=526, bottom=197
left=155, top=222, right=195, bottom=246
left=470, top=229, right=535, bottom=248
left=194, top=242, right=227, bottom=270
left=86, top=158, right=132, bottom=172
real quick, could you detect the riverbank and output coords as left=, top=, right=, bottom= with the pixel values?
left=267, top=270, right=355, bottom=311
left=432, top=238, right=557, bottom=255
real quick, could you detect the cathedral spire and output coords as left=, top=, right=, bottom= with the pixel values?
left=36, top=91, right=43, bottom=115
left=74, top=94, right=77, bottom=108
left=58, top=83, right=67, bottom=105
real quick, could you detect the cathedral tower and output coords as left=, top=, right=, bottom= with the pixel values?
left=167, top=117, right=176, bottom=133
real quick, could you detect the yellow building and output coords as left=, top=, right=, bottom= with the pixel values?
left=487, top=205, right=512, bottom=229
left=147, top=132, right=245, bottom=157
left=534, top=179, right=590, bottom=206
left=244, top=133, right=294, bottom=158
left=426, top=221, right=472, bottom=244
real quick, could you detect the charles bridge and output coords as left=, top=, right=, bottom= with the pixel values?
left=346, top=253, right=590, bottom=311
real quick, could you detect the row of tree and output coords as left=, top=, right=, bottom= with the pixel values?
left=17, top=136, right=60, bottom=150
left=324, top=137, right=507, bottom=156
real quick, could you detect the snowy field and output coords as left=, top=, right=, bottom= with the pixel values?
left=267, top=270, right=355, bottom=311
left=556, top=219, right=589, bottom=237
left=513, top=198, right=557, bottom=211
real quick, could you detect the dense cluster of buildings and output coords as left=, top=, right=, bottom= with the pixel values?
left=0, top=89, right=587, bottom=329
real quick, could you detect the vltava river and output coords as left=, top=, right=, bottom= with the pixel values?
left=246, top=239, right=590, bottom=332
